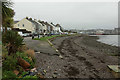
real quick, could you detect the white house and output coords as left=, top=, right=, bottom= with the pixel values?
left=55, top=24, right=62, bottom=33
left=38, top=21, right=47, bottom=34
left=50, top=23, right=62, bottom=34
left=42, top=22, right=54, bottom=34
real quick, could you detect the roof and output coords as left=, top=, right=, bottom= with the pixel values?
left=43, top=22, right=53, bottom=27
left=14, top=21, right=19, bottom=24
left=38, top=21, right=45, bottom=26
left=46, top=22, right=56, bottom=27
left=26, top=18, right=39, bottom=26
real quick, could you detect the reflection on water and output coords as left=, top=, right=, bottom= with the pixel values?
left=96, top=35, right=119, bottom=47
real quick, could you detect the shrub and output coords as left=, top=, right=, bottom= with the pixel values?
left=16, top=52, right=27, bottom=58
left=18, top=45, right=28, bottom=52
left=2, top=56, right=18, bottom=71
left=2, top=45, right=8, bottom=59
left=20, top=72, right=28, bottom=77
left=3, top=71, right=16, bottom=79
left=16, top=52, right=35, bottom=69
left=20, top=72, right=38, bottom=80
left=25, top=49, right=35, bottom=58
left=2, top=30, right=23, bottom=55
left=22, top=75, right=38, bottom=80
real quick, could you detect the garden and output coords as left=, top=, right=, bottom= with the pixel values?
left=2, top=30, right=38, bottom=79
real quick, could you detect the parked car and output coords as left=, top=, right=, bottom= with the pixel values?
left=18, top=32, right=30, bottom=37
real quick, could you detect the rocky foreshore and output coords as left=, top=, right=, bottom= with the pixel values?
left=31, top=35, right=119, bottom=78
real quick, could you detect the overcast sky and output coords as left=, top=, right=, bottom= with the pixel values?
left=13, top=1, right=118, bottom=30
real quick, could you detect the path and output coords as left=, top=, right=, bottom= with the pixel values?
left=24, top=37, right=57, bottom=55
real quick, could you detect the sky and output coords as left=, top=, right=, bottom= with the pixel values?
left=13, top=0, right=118, bottom=30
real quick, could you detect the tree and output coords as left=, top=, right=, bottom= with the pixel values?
left=29, top=18, right=32, bottom=20
left=38, top=20, right=41, bottom=23
left=26, top=17, right=28, bottom=19
left=3, top=17, right=14, bottom=29
left=2, top=30, right=24, bottom=55
left=2, top=0, right=15, bottom=32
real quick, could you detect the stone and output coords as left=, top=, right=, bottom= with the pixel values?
left=48, top=66, right=50, bottom=68
left=56, top=50, right=59, bottom=52
left=43, top=70, right=47, bottom=73
left=59, top=55, right=63, bottom=59
left=35, top=52, right=40, bottom=54
left=31, top=68, right=37, bottom=72
left=52, top=74, right=57, bottom=78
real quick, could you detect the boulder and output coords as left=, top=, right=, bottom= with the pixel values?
left=17, top=58, right=31, bottom=69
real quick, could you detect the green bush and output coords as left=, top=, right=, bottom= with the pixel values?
left=2, top=30, right=23, bottom=55
left=3, top=71, right=16, bottom=79
left=16, top=52, right=26, bottom=58
left=2, top=56, right=18, bottom=71
left=20, top=72, right=28, bottom=77
left=22, top=75, right=38, bottom=80
left=19, top=72, right=38, bottom=80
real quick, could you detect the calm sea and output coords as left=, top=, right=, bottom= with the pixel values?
left=92, top=35, right=119, bottom=47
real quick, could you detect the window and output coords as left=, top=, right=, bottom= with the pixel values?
left=23, top=24, right=24, bottom=27
left=18, top=24, right=19, bottom=26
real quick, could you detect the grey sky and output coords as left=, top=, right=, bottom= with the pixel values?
left=13, top=2, right=118, bottom=30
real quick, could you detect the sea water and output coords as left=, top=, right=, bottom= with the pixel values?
left=97, top=35, right=119, bottom=47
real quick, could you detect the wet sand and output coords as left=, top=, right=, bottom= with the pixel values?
left=35, top=35, right=119, bottom=78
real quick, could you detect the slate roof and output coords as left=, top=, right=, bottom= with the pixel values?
left=14, top=21, right=19, bottom=24
left=26, top=18, right=39, bottom=26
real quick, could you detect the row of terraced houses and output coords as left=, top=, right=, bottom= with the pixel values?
left=13, top=17, right=63, bottom=36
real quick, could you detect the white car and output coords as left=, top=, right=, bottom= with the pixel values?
left=18, top=32, right=29, bottom=37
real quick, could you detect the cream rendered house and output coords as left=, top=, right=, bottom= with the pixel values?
left=14, top=18, right=48, bottom=34
left=14, top=18, right=36, bottom=33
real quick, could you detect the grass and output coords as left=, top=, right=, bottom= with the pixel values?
left=33, top=34, right=68, bottom=41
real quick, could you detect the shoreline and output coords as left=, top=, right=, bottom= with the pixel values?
left=81, top=35, right=119, bottom=56
left=90, top=34, right=119, bottom=47
left=50, top=35, right=119, bottom=78
left=31, top=34, right=119, bottom=78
